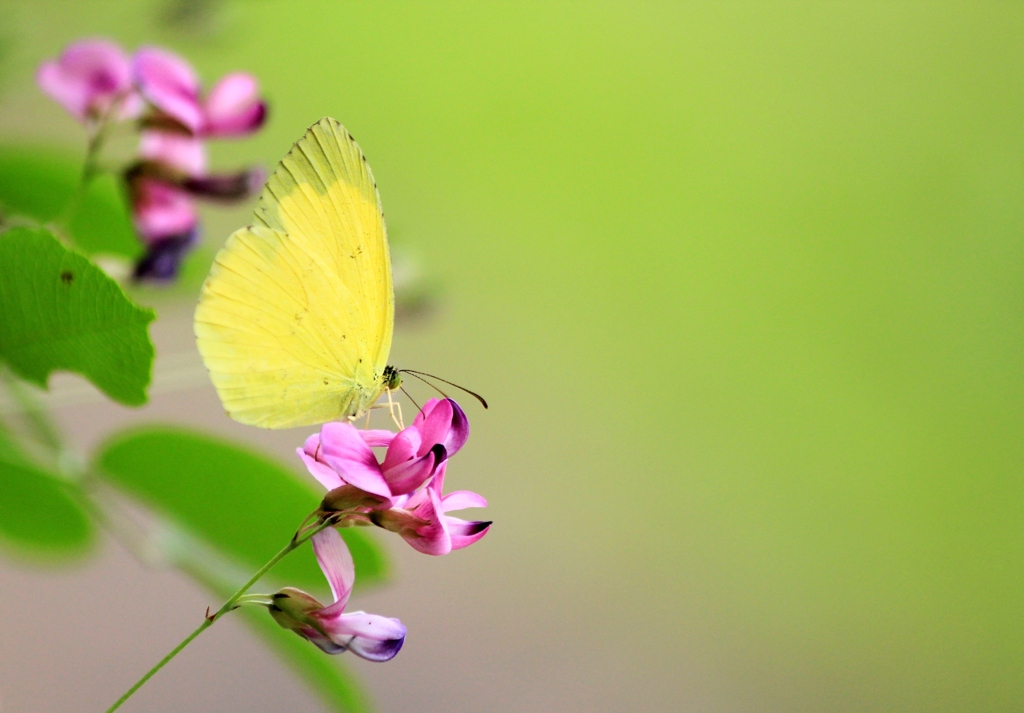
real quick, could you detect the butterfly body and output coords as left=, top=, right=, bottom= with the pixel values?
left=195, top=118, right=395, bottom=429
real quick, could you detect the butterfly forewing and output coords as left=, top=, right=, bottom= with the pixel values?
left=195, top=117, right=394, bottom=428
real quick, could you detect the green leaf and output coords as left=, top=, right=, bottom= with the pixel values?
left=239, top=606, right=373, bottom=713
left=95, top=426, right=388, bottom=591
left=0, top=424, right=93, bottom=557
left=0, top=144, right=140, bottom=257
left=0, top=420, right=30, bottom=468
left=0, top=227, right=155, bottom=406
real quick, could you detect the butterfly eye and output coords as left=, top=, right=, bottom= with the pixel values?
left=383, top=365, right=402, bottom=391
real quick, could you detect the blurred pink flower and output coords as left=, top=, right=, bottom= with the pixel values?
left=37, top=39, right=142, bottom=122
left=133, top=47, right=267, bottom=137
left=37, top=41, right=267, bottom=281
left=127, top=128, right=264, bottom=280
left=269, top=528, right=406, bottom=661
left=139, top=130, right=206, bottom=175
left=130, top=176, right=197, bottom=241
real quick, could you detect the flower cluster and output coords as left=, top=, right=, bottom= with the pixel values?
left=268, top=398, right=491, bottom=660
left=37, top=39, right=267, bottom=279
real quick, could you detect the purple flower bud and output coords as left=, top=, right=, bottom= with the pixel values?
left=131, top=228, right=198, bottom=281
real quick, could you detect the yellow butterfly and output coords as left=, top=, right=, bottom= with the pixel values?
left=194, top=117, right=402, bottom=429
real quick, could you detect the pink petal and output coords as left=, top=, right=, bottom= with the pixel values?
left=311, top=529, right=353, bottom=609
left=382, top=448, right=439, bottom=496
left=416, top=398, right=453, bottom=455
left=443, top=399, right=470, bottom=455
left=380, top=427, right=421, bottom=472
left=138, top=130, right=207, bottom=175
left=446, top=517, right=492, bottom=551
left=203, top=72, right=266, bottom=137
left=37, top=61, right=90, bottom=119
left=412, top=398, right=441, bottom=429
left=296, top=446, right=343, bottom=491
left=322, top=612, right=406, bottom=642
left=441, top=490, right=487, bottom=512
left=428, top=460, right=448, bottom=495
left=133, top=46, right=203, bottom=132
left=318, top=613, right=406, bottom=662
left=117, top=93, right=145, bottom=120
left=358, top=429, right=396, bottom=448
left=37, top=40, right=135, bottom=121
left=131, top=178, right=196, bottom=242
left=400, top=488, right=428, bottom=512
left=319, top=422, right=391, bottom=499
left=347, top=633, right=406, bottom=662
left=300, top=627, right=349, bottom=655
left=404, top=487, right=451, bottom=556
left=301, top=433, right=321, bottom=457
left=60, top=40, right=133, bottom=87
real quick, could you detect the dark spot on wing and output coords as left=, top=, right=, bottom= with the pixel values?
left=60, top=270, right=73, bottom=285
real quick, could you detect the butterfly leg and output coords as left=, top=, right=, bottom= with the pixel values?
left=367, top=396, right=405, bottom=429
left=385, top=388, right=405, bottom=430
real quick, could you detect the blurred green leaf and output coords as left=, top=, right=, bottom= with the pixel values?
left=0, top=423, right=93, bottom=557
left=0, top=145, right=140, bottom=257
left=0, top=227, right=155, bottom=406
left=95, top=426, right=388, bottom=591
left=0, top=420, right=30, bottom=467
left=239, top=606, right=372, bottom=713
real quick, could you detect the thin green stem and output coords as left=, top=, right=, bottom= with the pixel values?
left=101, top=618, right=212, bottom=713
left=52, top=99, right=122, bottom=238
left=102, top=516, right=334, bottom=713
left=0, top=370, right=63, bottom=454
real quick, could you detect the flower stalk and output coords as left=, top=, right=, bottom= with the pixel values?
left=102, top=514, right=336, bottom=713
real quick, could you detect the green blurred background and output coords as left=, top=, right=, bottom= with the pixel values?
left=1, top=1, right=1023, bottom=711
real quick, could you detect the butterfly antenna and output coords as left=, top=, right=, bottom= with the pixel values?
left=399, top=370, right=489, bottom=409
left=399, top=385, right=422, bottom=413
left=402, top=370, right=450, bottom=399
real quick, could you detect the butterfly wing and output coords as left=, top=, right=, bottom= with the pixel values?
left=194, top=117, right=394, bottom=428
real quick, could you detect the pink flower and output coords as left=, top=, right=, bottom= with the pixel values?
left=37, top=39, right=142, bottom=121
left=268, top=528, right=406, bottom=661
left=133, top=47, right=267, bottom=137
left=126, top=129, right=264, bottom=280
left=299, top=397, right=470, bottom=502
left=371, top=461, right=491, bottom=556
left=129, top=175, right=198, bottom=242
left=298, top=398, right=490, bottom=556
left=139, top=130, right=206, bottom=175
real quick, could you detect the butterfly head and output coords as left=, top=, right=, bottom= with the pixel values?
left=382, top=365, right=402, bottom=392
